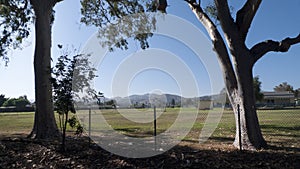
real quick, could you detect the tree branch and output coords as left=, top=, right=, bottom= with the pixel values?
left=214, top=0, right=236, bottom=36
left=186, top=0, right=238, bottom=92
left=236, top=0, right=262, bottom=41
left=106, top=0, right=122, bottom=19
left=251, top=33, right=300, bottom=63
left=20, top=0, right=29, bottom=10
left=214, top=0, right=242, bottom=55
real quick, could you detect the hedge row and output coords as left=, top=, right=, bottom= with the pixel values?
left=0, top=106, right=34, bottom=112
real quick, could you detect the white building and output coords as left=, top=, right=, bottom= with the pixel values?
left=261, top=91, right=295, bottom=106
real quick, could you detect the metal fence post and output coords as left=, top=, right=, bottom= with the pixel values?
left=89, top=107, right=91, bottom=145
left=237, top=104, right=242, bottom=151
left=154, top=105, right=157, bottom=151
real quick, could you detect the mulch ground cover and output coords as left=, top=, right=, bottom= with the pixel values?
left=0, top=134, right=299, bottom=169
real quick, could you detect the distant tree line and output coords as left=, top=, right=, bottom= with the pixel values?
left=0, top=95, right=34, bottom=112
left=221, top=77, right=300, bottom=105
left=274, top=82, right=300, bottom=99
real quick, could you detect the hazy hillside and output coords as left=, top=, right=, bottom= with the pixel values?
left=112, top=93, right=201, bottom=108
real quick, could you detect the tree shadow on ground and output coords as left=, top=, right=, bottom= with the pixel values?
left=0, top=134, right=299, bottom=168
left=266, top=144, right=300, bottom=152
left=207, top=136, right=234, bottom=142
left=260, top=124, right=300, bottom=132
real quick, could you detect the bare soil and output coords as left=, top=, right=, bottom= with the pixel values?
left=0, top=133, right=299, bottom=169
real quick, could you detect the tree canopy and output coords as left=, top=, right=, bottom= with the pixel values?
left=0, top=0, right=32, bottom=64
left=274, top=82, right=294, bottom=93
left=80, top=0, right=161, bottom=51
left=0, top=94, right=8, bottom=107
left=2, top=95, right=30, bottom=108
left=253, top=76, right=263, bottom=102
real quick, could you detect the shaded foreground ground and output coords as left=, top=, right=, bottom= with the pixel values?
left=0, top=133, right=299, bottom=169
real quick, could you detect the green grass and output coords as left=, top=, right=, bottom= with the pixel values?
left=0, top=112, right=77, bottom=135
left=0, top=112, right=34, bottom=134
left=258, top=109, right=300, bottom=146
left=0, top=108, right=299, bottom=147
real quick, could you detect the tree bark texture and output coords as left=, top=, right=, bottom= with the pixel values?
left=29, top=0, right=59, bottom=139
left=187, top=0, right=267, bottom=150
left=187, top=0, right=300, bottom=150
left=229, top=53, right=266, bottom=149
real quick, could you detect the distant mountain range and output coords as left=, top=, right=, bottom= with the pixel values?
left=74, top=92, right=225, bottom=109
left=110, top=93, right=225, bottom=108
left=112, top=93, right=182, bottom=108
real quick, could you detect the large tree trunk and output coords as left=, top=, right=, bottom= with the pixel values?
left=29, top=0, right=59, bottom=139
left=186, top=0, right=300, bottom=150
left=228, top=54, right=267, bottom=150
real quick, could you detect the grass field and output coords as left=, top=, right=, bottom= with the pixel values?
left=0, top=108, right=299, bottom=148
left=0, top=112, right=34, bottom=135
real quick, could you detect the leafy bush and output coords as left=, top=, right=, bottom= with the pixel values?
left=2, top=96, right=30, bottom=110
left=0, top=95, right=8, bottom=107
left=51, top=46, right=96, bottom=151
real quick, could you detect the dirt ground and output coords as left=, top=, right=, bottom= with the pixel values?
left=0, top=133, right=299, bottom=169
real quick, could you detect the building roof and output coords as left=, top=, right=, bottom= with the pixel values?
left=262, top=91, right=294, bottom=99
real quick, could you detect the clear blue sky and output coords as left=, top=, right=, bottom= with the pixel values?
left=0, top=0, right=299, bottom=101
